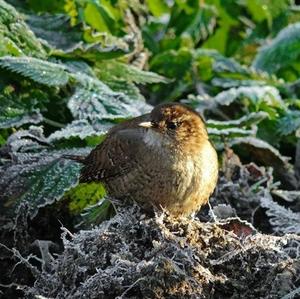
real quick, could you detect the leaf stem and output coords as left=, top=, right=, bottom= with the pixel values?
left=43, top=117, right=66, bottom=128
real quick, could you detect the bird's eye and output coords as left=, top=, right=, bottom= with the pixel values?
left=166, top=121, right=178, bottom=130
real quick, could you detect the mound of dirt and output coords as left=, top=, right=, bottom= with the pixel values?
left=26, top=205, right=300, bottom=299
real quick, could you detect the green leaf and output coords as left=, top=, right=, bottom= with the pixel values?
left=0, top=0, right=46, bottom=57
left=245, top=0, right=289, bottom=26
left=150, top=48, right=193, bottom=78
left=65, top=182, right=106, bottom=214
left=27, top=0, right=65, bottom=13
left=253, top=22, right=300, bottom=73
left=0, top=56, right=70, bottom=87
left=146, top=0, right=169, bottom=17
left=84, top=2, right=114, bottom=34
left=195, top=49, right=249, bottom=75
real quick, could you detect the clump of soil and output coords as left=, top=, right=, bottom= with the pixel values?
left=25, top=204, right=300, bottom=299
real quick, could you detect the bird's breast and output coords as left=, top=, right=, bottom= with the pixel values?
left=142, top=129, right=172, bottom=151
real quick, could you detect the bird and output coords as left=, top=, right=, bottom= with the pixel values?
left=77, top=103, right=218, bottom=217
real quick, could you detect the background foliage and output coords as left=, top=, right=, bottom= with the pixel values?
left=0, top=0, right=300, bottom=224
left=1, top=0, right=300, bottom=297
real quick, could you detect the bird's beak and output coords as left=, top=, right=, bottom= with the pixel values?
left=138, top=121, right=153, bottom=128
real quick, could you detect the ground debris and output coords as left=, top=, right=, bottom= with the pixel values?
left=25, top=205, right=300, bottom=299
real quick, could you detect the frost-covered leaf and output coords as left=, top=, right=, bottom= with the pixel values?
left=277, top=110, right=300, bottom=136
left=96, top=61, right=170, bottom=84
left=1, top=125, right=50, bottom=153
left=271, top=190, right=300, bottom=203
left=54, top=41, right=132, bottom=61
left=103, top=79, right=145, bottom=101
left=68, top=75, right=151, bottom=120
left=231, top=137, right=298, bottom=189
left=211, top=78, right=266, bottom=88
left=80, top=197, right=113, bottom=226
left=260, top=193, right=300, bottom=234
left=0, top=102, right=42, bottom=129
left=207, top=112, right=268, bottom=129
left=184, top=4, right=217, bottom=43
left=96, top=61, right=169, bottom=102
left=253, top=22, right=300, bottom=73
left=214, top=86, right=284, bottom=109
left=48, top=119, right=112, bottom=141
left=0, top=56, right=70, bottom=86
left=211, top=204, right=236, bottom=219
left=0, top=128, right=90, bottom=218
left=0, top=109, right=42, bottom=129
left=0, top=91, right=43, bottom=128
left=195, top=49, right=248, bottom=75
left=217, top=217, right=256, bottom=237
left=25, top=13, right=82, bottom=50
left=208, top=127, right=255, bottom=138
left=0, top=153, right=81, bottom=218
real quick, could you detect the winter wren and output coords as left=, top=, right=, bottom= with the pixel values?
left=80, top=103, right=218, bottom=216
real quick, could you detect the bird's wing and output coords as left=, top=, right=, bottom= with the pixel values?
left=79, top=127, right=145, bottom=183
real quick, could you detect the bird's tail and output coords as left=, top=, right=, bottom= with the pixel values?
left=63, top=154, right=86, bottom=163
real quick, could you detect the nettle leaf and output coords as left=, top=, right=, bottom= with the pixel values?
left=195, top=49, right=248, bottom=75
left=48, top=119, right=112, bottom=141
left=214, top=86, right=285, bottom=110
left=194, top=49, right=283, bottom=87
left=231, top=137, right=298, bottom=189
left=96, top=61, right=170, bottom=84
left=68, top=74, right=151, bottom=121
left=271, top=190, right=300, bottom=203
left=277, top=110, right=300, bottom=136
left=186, top=4, right=217, bottom=43
left=0, top=56, right=70, bottom=86
left=0, top=108, right=42, bottom=129
left=260, top=193, right=300, bottom=234
left=207, top=112, right=268, bottom=129
left=54, top=40, right=132, bottom=61
left=0, top=0, right=46, bottom=57
left=208, top=127, right=255, bottom=138
left=80, top=197, right=113, bottom=226
left=207, top=112, right=268, bottom=140
left=65, top=182, right=106, bottom=214
left=0, top=96, right=42, bottom=129
left=253, top=22, right=300, bottom=73
left=25, top=13, right=82, bottom=51
left=96, top=61, right=169, bottom=102
left=0, top=153, right=81, bottom=218
left=0, top=128, right=90, bottom=218
left=103, top=79, right=145, bottom=102
left=211, top=78, right=261, bottom=88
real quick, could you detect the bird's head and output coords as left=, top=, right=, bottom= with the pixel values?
left=139, top=103, right=208, bottom=152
